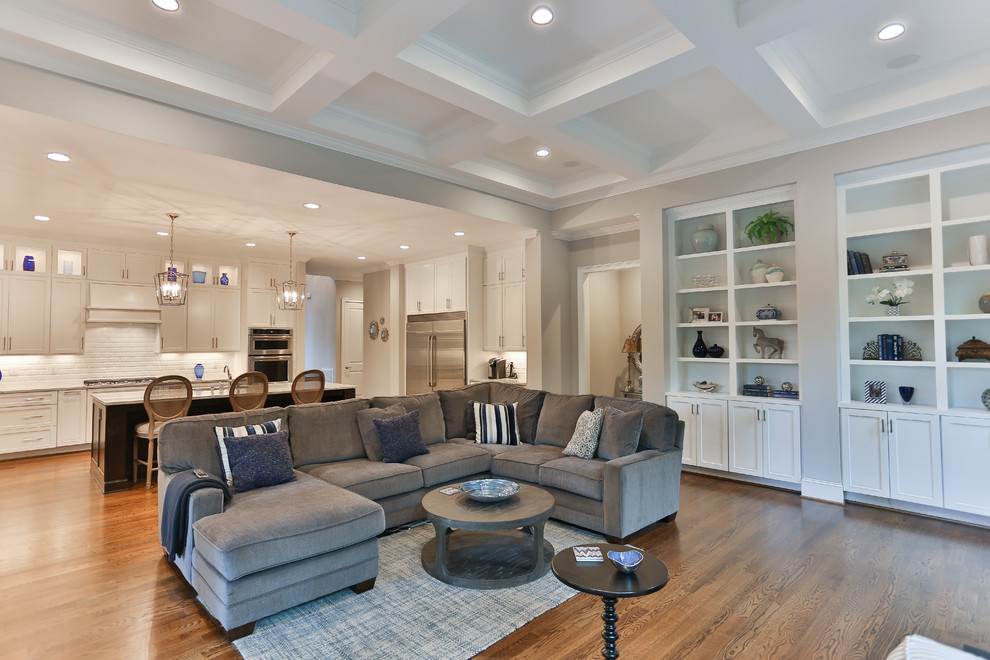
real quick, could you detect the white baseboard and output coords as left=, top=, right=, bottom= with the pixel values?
left=801, top=478, right=844, bottom=503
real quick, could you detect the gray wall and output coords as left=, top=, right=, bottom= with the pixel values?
left=304, top=274, right=337, bottom=377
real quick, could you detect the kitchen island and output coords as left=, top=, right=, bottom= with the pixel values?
left=89, top=381, right=356, bottom=493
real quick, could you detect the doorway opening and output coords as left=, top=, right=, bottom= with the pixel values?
left=577, top=261, right=641, bottom=397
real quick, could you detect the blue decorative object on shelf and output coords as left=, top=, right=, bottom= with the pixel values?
left=23, top=255, right=35, bottom=272
left=692, top=330, right=707, bottom=358
left=691, top=225, right=718, bottom=253
left=755, top=303, right=781, bottom=320
left=192, top=270, right=207, bottom=284
left=194, top=363, right=205, bottom=380
left=707, top=343, right=724, bottom=358
left=0, top=369, right=3, bottom=382
left=898, top=386, right=915, bottom=405
left=220, top=272, right=229, bottom=286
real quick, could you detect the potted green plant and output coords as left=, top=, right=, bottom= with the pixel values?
left=744, top=210, right=794, bottom=245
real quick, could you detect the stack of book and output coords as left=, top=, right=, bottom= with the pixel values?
left=742, top=384, right=773, bottom=397
left=878, top=334, right=905, bottom=360
left=847, top=250, right=874, bottom=274
left=771, top=389, right=799, bottom=399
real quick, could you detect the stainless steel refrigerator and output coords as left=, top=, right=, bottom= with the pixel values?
left=406, top=312, right=466, bottom=394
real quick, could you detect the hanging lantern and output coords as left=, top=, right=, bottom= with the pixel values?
left=155, top=213, right=188, bottom=306
left=277, top=231, right=305, bottom=311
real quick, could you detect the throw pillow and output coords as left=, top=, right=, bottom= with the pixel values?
left=219, top=430, right=296, bottom=494
left=563, top=408, right=606, bottom=459
left=473, top=401, right=520, bottom=445
left=373, top=410, right=429, bottom=463
left=597, top=407, right=644, bottom=460
left=355, top=404, right=406, bottom=461
left=214, top=419, right=282, bottom=488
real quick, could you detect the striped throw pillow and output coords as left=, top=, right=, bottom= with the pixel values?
left=214, top=419, right=282, bottom=488
left=473, top=402, right=520, bottom=445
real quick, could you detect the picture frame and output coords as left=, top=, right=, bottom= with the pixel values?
left=690, top=307, right=709, bottom=323
left=864, top=381, right=887, bottom=404
left=708, top=311, right=723, bottom=322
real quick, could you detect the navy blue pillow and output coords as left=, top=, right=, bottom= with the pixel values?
left=220, top=430, right=296, bottom=494
left=373, top=410, right=429, bottom=463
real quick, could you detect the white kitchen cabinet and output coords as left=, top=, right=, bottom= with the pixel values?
left=841, top=408, right=941, bottom=506
left=246, top=288, right=294, bottom=329
left=50, top=278, right=86, bottom=354
left=3, top=275, right=51, bottom=355
left=56, top=389, right=88, bottom=447
left=483, top=281, right=524, bottom=351
left=941, top=416, right=990, bottom=516
left=159, top=304, right=188, bottom=352
left=434, top=255, right=466, bottom=312
left=729, top=400, right=800, bottom=483
left=187, top=288, right=241, bottom=351
left=0, top=390, right=57, bottom=455
left=54, top=247, right=86, bottom=277
left=87, top=249, right=160, bottom=283
left=484, top=247, right=524, bottom=285
left=188, top=259, right=240, bottom=289
left=667, top=395, right=728, bottom=470
left=406, top=262, right=435, bottom=314
left=246, top=261, right=289, bottom=290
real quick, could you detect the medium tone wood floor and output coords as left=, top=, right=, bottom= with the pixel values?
left=2, top=452, right=989, bottom=659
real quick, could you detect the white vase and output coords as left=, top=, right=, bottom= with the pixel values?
left=969, top=235, right=989, bottom=266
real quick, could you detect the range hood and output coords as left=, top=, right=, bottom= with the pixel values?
left=86, top=283, right=162, bottom=324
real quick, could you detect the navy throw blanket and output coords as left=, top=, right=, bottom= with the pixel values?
left=160, top=470, right=232, bottom=561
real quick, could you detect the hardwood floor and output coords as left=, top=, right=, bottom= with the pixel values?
left=3, top=452, right=989, bottom=659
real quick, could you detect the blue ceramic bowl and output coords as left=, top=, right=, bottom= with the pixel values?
left=458, top=478, right=520, bottom=502
left=607, top=549, right=644, bottom=573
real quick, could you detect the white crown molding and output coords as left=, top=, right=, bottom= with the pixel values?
left=552, top=220, right=640, bottom=241
left=576, top=259, right=640, bottom=274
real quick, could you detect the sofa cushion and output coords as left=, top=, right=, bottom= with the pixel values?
left=159, top=408, right=288, bottom=478
left=439, top=383, right=491, bottom=439
left=597, top=407, right=644, bottom=460
left=534, top=394, right=594, bottom=447
left=214, top=419, right=283, bottom=488
left=372, top=392, right=446, bottom=444
left=192, top=472, right=384, bottom=581
left=288, top=398, right=370, bottom=467
left=300, top=459, right=424, bottom=501
left=490, top=384, right=546, bottom=445
left=374, top=411, right=429, bottom=463
left=448, top=437, right=520, bottom=457
left=491, top=445, right=566, bottom=483
left=355, top=404, right=406, bottom=462
left=473, top=401, right=520, bottom=445
left=403, top=443, right=491, bottom=487
left=563, top=408, right=605, bottom=459
left=593, top=396, right=680, bottom=452
left=539, top=457, right=606, bottom=501
left=221, top=430, right=296, bottom=494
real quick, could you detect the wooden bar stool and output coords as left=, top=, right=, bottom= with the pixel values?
left=134, top=375, right=193, bottom=488
left=291, top=369, right=325, bottom=405
left=229, top=371, right=269, bottom=412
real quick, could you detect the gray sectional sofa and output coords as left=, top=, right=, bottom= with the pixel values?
left=157, top=381, right=683, bottom=638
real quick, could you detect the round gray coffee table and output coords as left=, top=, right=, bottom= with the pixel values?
left=421, top=483, right=555, bottom=589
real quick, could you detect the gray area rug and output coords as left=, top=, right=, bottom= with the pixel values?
left=234, top=521, right=602, bottom=659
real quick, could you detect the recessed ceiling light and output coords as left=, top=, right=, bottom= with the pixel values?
left=245, top=242, right=256, bottom=247
left=152, top=0, right=180, bottom=11
left=46, top=152, right=70, bottom=162
left=157, top=231, right=169, bottom=236
left=536, top=148, right=550, bottom=158
left=303, top=202, right=320, bottom=209
left=34, top=215, right=51, bottom=222
left=357, top=256, right=367, bottom=260
left=454, top=231, right=465, bottom=237
left=878, top=23, right=905, bottom=40
left=399, top=245, right=410, bottom=250
left=531, top=6, right=553, bottom=25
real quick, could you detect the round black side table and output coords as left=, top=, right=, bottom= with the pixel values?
left=552, top=543, right=669, bottom=659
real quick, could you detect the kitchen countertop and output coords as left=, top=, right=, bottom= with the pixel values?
left=91, top=382, right=354, bottom=406
left=468, top=378, right=527, bottom=386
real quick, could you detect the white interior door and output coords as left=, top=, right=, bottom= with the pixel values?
left=340, top=299, right=363, bottom=394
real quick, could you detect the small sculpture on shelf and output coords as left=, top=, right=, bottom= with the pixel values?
left=955, top=337, right=990, bottom=361
left=753, top=327, right=785, bottom=359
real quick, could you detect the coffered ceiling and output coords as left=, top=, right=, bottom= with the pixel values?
left=0, top=0, right=988, bottom=275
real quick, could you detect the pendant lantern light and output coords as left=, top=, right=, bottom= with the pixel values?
left=155, top=213, right=188, bottom=306
left=277, top=231, right=306, bottom=311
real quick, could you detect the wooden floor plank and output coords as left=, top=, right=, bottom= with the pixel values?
left=3, top=453, right=990, bottom=659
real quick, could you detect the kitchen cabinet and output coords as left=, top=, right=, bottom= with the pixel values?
left=0, top=242, right=50, bottom=273
left=246, top=261, right=289, bottom=290
left=666, top=395, right=728, bottom=470
left=54, top=247, right=86, bottom=277
left=87, top=248, right=160, bottom=283
left=0, top=390, right=56, bottom=455
left=728, top=400, right=800, bottom=483
left=50, top=278, right=86, bottom=354
left=187, top=288, right=241, bottom=351
left=940, top=416, right=990, bottom=516
left=406, top=261, right=435, bottom=314
left=188, top=259, right=240, bottom=288
left=484, top=247, right=524, bottom=285
left=1, top=275, right=52, bottom=354
left=247, top=288, right=294, bottom=329
left=841, top=408, right=942, bottom=506
left=56, top=389, right=88, bottom=447
left=159, top=304, right=188, bottom=352
left=483, top=280, right=524, bottom=350
left=405, top=255, right=467, bottom=315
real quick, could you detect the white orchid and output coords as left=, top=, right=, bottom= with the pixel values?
left=866, top=278, right=914, bottom=307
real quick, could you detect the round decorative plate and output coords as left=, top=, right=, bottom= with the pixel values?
left=368, top=320, right=379, bottom=339
left=458, top=478, right=520, bottom=502
left=381, top=327, right=389, bottom=342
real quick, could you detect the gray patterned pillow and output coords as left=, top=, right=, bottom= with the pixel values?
left=563, top=408, right=605, bottom=459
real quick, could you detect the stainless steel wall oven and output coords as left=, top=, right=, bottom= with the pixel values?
left=248, top=328, right=293, bottom=382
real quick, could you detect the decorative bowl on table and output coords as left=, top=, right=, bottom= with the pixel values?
left=607, top=549, right=644, bottom=574
left=458, top=478, right=520, bottom=502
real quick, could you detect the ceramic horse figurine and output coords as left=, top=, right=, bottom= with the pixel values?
left=753, top=327, right=785, bottom=359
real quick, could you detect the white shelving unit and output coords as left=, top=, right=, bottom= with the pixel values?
left=837, top=144, right=990, bottom=518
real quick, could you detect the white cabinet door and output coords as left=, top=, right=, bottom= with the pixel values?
left=764, top=403, right=801, bottom=483
left=697, top=399, right=728, bottom=471
left=501, top=281, right=525, bottom=350
left=434, top=259, right=452, bottom=312
left=406, top=262, right=434, bottom=314
left=50, top=278, right=86, bottom=354
left=940, top=416, right=990, bottom=515
left=729, top=401, right=762, bottom=476
left=160, top=304, right=187, bottom=352
left=247, top=288, right=275, bottom=327
left=186, top=289, right=215, bottom=351
left=502, top=248, right=524, bottom=283
left=272, top=300, right=295, bottom=330
left=7, top=276, right=50, bottom=354
left=484, top=255, right=502, bottom=285
left=888, top=412, right=941, bottom=507
left=213, top=288, right=241, bottom=351
left=483, top=285, right=502, bottom=350
left=667, top=396, right=696, bottom=466
left=86, top=248, right=127, bottom=281
left=56, top=389, right=87, bottom=447
left=246, top=261, right=277, bottom=289
left=447, top=255, right=466, bottom=311
left=841, top=408, right=889, bottom=498
left=124, top=252, right=161, bottom=284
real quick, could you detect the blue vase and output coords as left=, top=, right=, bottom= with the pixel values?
left=220, top=273, right=229, bottom=286
left=692, top=330, right=707, bottom=358
left=898, top=386, right=915, bottom=405
left=756, top=303, right=781, bottom=320
left=194, top=363, right=204, bottom=380
left=23, top=255, right=35, bottom=272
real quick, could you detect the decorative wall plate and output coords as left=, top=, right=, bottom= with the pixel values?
left=381, top=327, right=389, bottom=342
left=368, top=320, right=379, bottom=340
